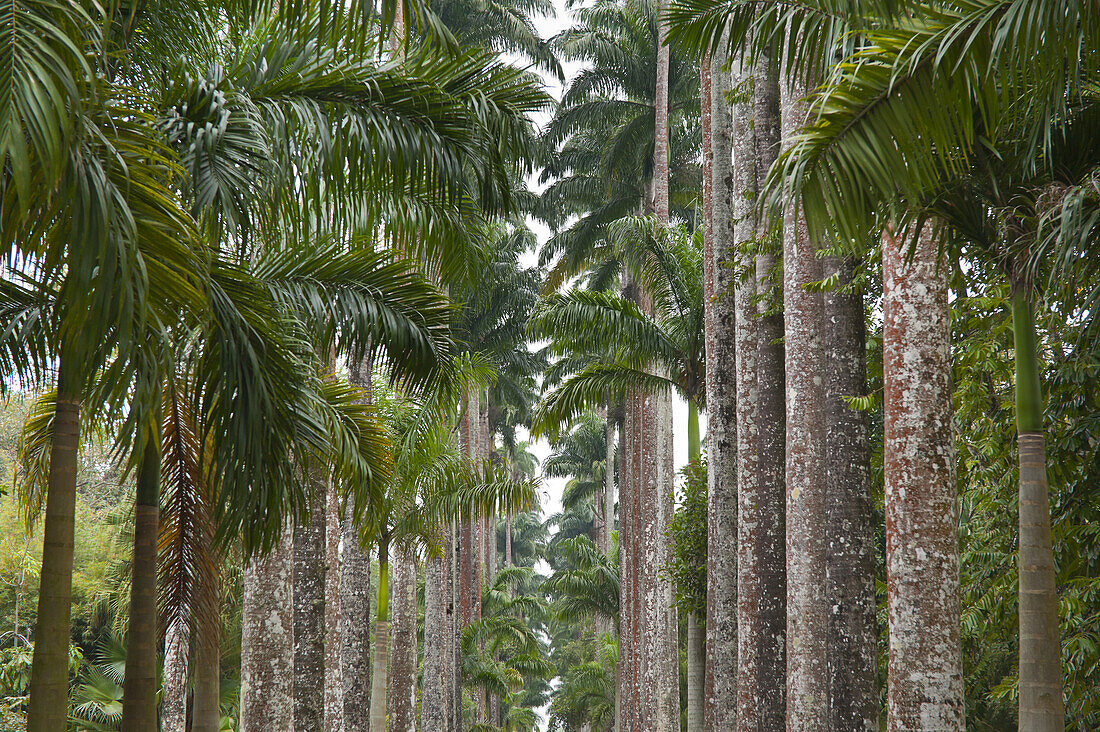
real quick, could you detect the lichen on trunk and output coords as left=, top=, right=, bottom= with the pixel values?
left=882, top=225, right=964, bottom=731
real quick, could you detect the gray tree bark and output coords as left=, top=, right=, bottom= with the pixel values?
left=782, top=68, right=828, bottom=732
left=882, top=225, right=964, bottom=730
left=752, top=51, right=786, bottom=732
left=239, top=525, right=294, bottom=732
left=389, top=549, right=418, bottom=732
left=731, top=51, right=759, bottom=731
left=326, top=480, right=345, bottom=732
left=345, top=357, right=374, bottom=732
left=294, top=472, right=328, bottom=732
left=823, top=255, right=879, bottom=731
left=162, top=622, right=189, bottom=732
left=421, top=554, right=446, bottom=731
left=646, top=12, right=678, bottom=726
left=702, top=41, right=738, bottom=732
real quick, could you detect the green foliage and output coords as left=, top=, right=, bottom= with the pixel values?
left=666, top=458, right=707, bottom=619
left=952, top=283, right=1100, bottom=728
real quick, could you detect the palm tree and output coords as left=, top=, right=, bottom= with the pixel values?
left=531, top=221, right=706, bottom=440
left=461, top=565, right=553, bottom=729
left=361, top=383, right=538, bottom=732
left=756, top=5, right=1100, bottom=726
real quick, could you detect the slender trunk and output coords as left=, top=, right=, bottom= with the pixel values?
left=450, top=523, right=463, bottom=731
left=1012, top=288, right=1064, bottom=730
left=421, top=554, right=446, bottom=731
left=239, top=524, right=295, bottom=732
left=388, top=549, right=418, bottom=732
left=782, top=67, right=828, bottom=732
left=687, top=403, right=700, bottom=463
left=731, top=49, right=759, bottom=732
left=823, top=255, right=879, bottom=731
left=753, top=51, right=786, bottom=732
left=882, top=225, right=964, bottom=730
left=505, top=518, right=512, bottom=566
left=26, top=356, right=80, bottom=732
left=702, top=41, right=737, bottom=732
left=326, top=481, right=344, bottom=732
left=686, top=613, right=705, bottom=732
left=459, top=390, right=479, bottom=626
left=294, top=469, right=328, bottom=732
left=618, top=385, right=636, bottom=730
left=122, top=427, right=162, bottom=731
left=192, top=615, right=221, bottom=732
left=604, top=408, right=616, bottom=559
left=370, top=543, right=391, bottom=732
left=163, top=621, right=190, bottom=732
left=345, top=356, right=374, bottom=732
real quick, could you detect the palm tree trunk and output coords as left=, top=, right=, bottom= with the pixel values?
left=450, top=523, right=463, bottom=731
left=604, top=408, right=616, bottom=559
left=295, top=468, right=328, bottom=732
left=686, top=612, right=705, bottom=732
left=781, top=67, right=828, bottom=732
left=823, top=255, right=878, bottom=731
left=730, top=50, right=759, bottom=732
left=1012, top=288, right=1064, bottom=730
left=421, top=554, right=446, bottom=731
left=122, top=426, right=162, bottom=731
left=702, top=42, right=737, bottom=732
left=192, top=617, right=221, bottom=732
left=26, top=356, right=80, bottom=732
left=346, top=355, right=374, bottom=732
left=649, top=6, right=679, bottom=729
left=388, top=548, right=418, bottom=732
left=163, top=621, right=190, bottom=732
left=239, top=523, right=295, bottom=732
left=882, top=225, right=964, bottom=730
left=326, top=481, right=344, bottom=732
left=619, top=385, right=637, bottom=730
left=752, top=51, right=786, bottom=732
left=370, top=542, right=391, bottom=732
left=505, top=518, right=512, bottom=566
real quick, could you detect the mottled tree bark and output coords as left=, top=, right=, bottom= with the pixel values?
left=648, top=14, right=679, bottom=722
left=239, top=525, right=295, bottom=732
left=162, top=622, right=189, bottom=732
left=823, top=255, right=879, bottom=731
left=782, top=68, right=828, bottom=732
left=752, top=52, right=786, bottom=732
left=882, top=225, right=964, bottom=731
left=295, top=471, right=328, bottom=732
left=731, top=51, right=759, bottom=732
left=326, top=481, right=344, bottom=732
left=450, top=524, right=463, bottom=731
left=459, top=390, right=480, bottom=626
left=389, top=549, right=418, bottom=732
left=619, top=384, right=638, bottom=730
left=702, top=42, right=738, bottom=732
left=345, top=357, right=374, bottom=732
left=421, top=554, right=447, bottom=731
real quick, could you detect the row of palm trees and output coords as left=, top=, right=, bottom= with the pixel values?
left=2, top=0, right=554, bottom=728
left=529, top=0, right=1100, bottom=730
